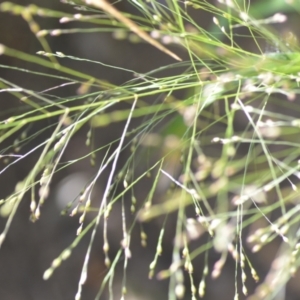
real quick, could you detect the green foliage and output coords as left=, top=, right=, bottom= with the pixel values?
left=1, top=0, right=300, bottom=299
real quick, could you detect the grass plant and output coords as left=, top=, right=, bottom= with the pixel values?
left=1, top=0, right=300, bottom=299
